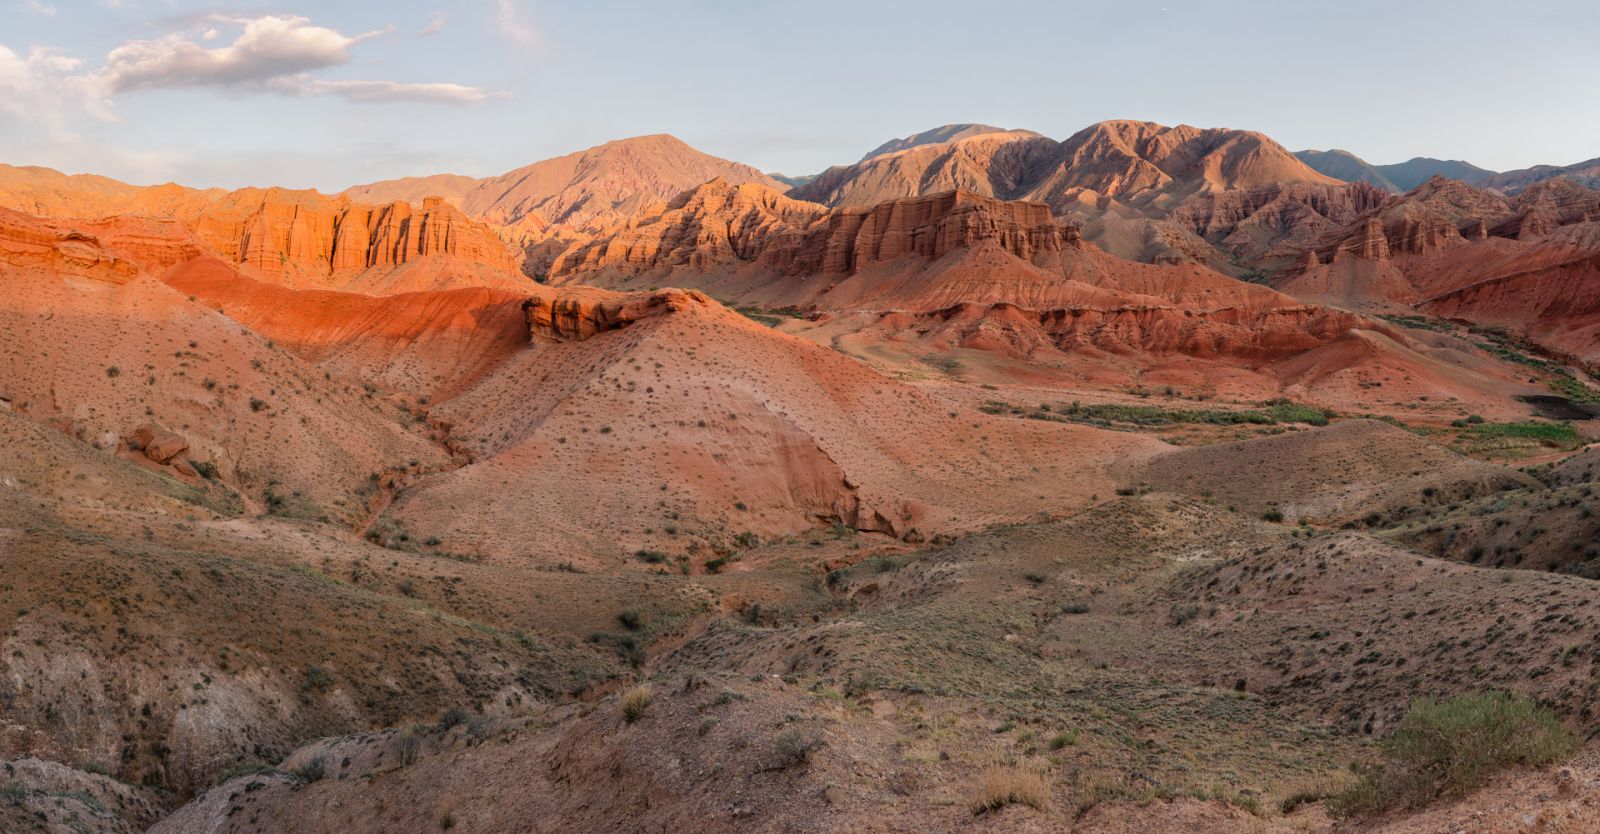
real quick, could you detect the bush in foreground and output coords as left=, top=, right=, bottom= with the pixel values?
left=970, top=764, right=1051, bottom=814
left=1331, top=691, right=1576, bottom=816
left=620, top=684, right=653, bottom=724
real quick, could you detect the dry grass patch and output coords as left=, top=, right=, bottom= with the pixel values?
left=970, top=764, right=1051, bottom=814
left=620, top=685, right=653, bottom=724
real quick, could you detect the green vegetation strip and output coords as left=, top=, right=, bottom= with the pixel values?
left=1458, top=420, right=1578, bottom=446
left=981, top=399, right=1333, bottom=428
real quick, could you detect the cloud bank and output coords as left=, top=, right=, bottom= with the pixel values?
left=97, top=15, right=492, bottom=104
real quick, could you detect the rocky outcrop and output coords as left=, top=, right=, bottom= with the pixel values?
left=0, top=167, right=522, bottom=291
left=189, top=192, right=517, bottom=285
left=524, top=288, right=714, bottom=341
left=1169, top=181, right=1388, bottom=264
left=813, top=190, right=1075, bottom=272
left=1339, top=217, right=1393, bottom=260
left=548, top=180, right=828, bottom=276
left=549, top=186, right=1080, bottom=281
left=0, top=208, right=141, bottom=284
left=126, top=424, right=189, bottom=465
left=911, top=296, right=1371, bottom=361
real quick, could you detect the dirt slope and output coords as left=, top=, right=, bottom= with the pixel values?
left=382, top=286, right=1160, bottom=564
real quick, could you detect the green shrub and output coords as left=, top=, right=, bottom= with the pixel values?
left=1330, top=691, right=1576, bottom=817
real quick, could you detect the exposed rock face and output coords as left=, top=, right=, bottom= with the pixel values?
left=524, top=288, right=713, bottom=341
left=812, top=189, right=1074, bottom=272
left=1168, top=181, right=1389, bottom=264
left=127, top=424, right=189, bottom=464
left=546, top=184, right=1379, bottom=364
left=547, top=180, right=828, bottom=276
left=0, top=166, right=523, bottom=293
left=185, top=192, right=518, bottom=288
left=0, top=208, right=143, bottom=284
left=1255, top=173, right=1600, bottom=358
left=1339, top=217, right=1393, bottom=261
left=549, top=185, right=1078, bottom=280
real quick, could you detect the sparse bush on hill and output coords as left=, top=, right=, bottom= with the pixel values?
left=620, top=685, right=653, bottom=723
left=292, top=755, right=325, bottom=783
left=391, top=730, right=423, bottom=767
left=1331, top=691, right=1576, bottom=816
left=771, top=728, right=824, bottom=769
left=970, top=764, right=1051, bottom=814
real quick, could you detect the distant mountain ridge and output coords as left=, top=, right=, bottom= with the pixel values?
left=792, top=120, right=1339, bottom=212
left=1295, top=150, right=1496, bottom=193
left=1294, top=150, right=1401, bottom=192
left=857, top=123, right=1025, bottom=162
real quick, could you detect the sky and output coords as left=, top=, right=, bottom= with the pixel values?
left=2, top=0, right=1598, bottom=191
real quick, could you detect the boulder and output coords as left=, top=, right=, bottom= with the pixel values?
left=127, top=425, right=189, bottom=465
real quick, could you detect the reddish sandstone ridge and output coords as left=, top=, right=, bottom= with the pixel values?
left=1167, top=181, right=1391, bottom=265
left=0, top=164, right=524, bottom=294
left=0, top=208, right=142, bottom=285
left=548, top=184, right=1072, bottom=281
left=178, top=191, right=521, bottom=292
left=546, top=179, right=829, bottom=276
left=545, top=185, right=1377, bottom=361
left=1258, top=175, right=1600, bottom=361
left=524, top=287, right=713, bottom=341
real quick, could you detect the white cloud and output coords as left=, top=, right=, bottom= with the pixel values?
left=20, top=0, right=56, bottom=17
left=0, top=45, right=109, bottom=132
left=493, top=0, right=536, bottom=45
left=286, top=78, right=492, bottom=105
left=89, top=14, right=494, bottom=105
left=103, top=15, right=378, bottom=94
left=419, top=12, right=448, bottom=37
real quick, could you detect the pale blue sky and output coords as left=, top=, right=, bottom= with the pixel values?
left=2, top=0, right=1597, bottom=190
